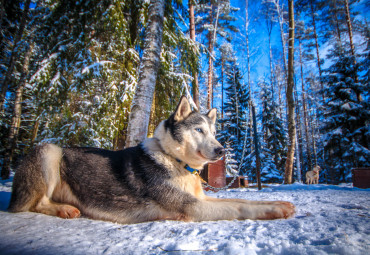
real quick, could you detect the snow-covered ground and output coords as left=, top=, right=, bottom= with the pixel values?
left=0, top=177, right=369, bottom=255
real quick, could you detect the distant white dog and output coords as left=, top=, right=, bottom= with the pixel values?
left=306, top=166, right=321, bottom=184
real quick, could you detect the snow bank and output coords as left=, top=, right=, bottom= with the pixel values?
left=0, top=177, right=369, bottom=255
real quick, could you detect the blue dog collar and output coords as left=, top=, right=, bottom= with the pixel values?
left=176, top=159, right=200, bottom=175
left=184, top=164, right=200, bottom=175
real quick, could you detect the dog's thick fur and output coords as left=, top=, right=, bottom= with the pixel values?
left=8, top=96, right=295, bottom=223
left=306, top=165, right=320, bottom=184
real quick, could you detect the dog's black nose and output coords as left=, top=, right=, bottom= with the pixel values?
left=214, top=147, right=225, bottom=157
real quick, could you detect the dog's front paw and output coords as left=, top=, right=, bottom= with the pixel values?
left=258, top=201, right=295, bottom=220
left=57, top=205, right=81, bottom=219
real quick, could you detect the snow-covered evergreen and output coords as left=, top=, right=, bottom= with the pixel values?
left=259, top=80, right=286, bottom=182
left=0, top=0, right=369, bottom=183
left=223, top=141, right=238, bottom=176
left=321, top=43, right=370, bottom=183
left=218, top=54, right=249, bottom=175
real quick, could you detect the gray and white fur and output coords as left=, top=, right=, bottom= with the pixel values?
left=8, top=96, right=295, bottom=223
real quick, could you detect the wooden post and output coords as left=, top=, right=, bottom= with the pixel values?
left=252, top=104, right=262, bottom=190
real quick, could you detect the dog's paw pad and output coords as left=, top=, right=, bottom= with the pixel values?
left=258, top=201, right=295, bottom=220
left=57, top=205, right=81, bottom=219
left=278, top=201, right=295, bottom=219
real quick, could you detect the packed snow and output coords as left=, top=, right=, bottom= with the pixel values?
left=0, top=176, right=369, bottom=255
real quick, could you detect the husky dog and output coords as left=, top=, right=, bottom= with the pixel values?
left=306, top=165, right=320, bottom=185
left=8, top=96, right=295, bottom=223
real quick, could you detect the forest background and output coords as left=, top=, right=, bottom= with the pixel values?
left=0, top=0, right=369, bottom=184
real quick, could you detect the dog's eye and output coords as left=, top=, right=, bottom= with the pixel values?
left=195, top=128, right=203, bottom=134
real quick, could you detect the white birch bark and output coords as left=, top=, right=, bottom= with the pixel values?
left=189, top=1, right=200, bottom=109
left=125, top=0, right=165, bottom=148
left=273, top=0, right=288, bottom=77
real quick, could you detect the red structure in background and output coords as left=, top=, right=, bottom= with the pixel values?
left=352, top=168, right=370, bottom=189
left=200, top=159, right=248, bottom=191
left=226, top=176, right=248, bottom=188
left=200, top=159, right=226, bottom=189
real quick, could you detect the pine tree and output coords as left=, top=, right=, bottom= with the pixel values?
left=0, top=0, right=31, bottom=113
left=0, top=0, right=36, bottom=179
left=259, top=80, right=287, bottom=182
left=0, top=0, right=23, bottom=87
left=218, top=55, right=249, bottom=174
left=188, top=0, right=200, bottom=108
left=224, top=141, right=238, bottom=176
left=0, top=0, right=202, bottom=176
left=26, top=0, right=141, bottom=149
left=321, top=43, right=370, bottom=183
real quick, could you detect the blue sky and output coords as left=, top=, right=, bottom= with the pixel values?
left=196, top=0, right=370, bottom=110
left=198, top=0, right=286, bottom=109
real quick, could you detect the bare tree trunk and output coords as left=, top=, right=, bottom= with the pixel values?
left=30, top=119, right=40, bottom=148
left=295, top=122, right=302, bottom=183
left=344, top=0, right=355, bottom=59
left=272, top=0, right=288, bottom=118
left=284, top=0, right=295, bottom=184
left=207, top=53, right=214, bottom=108
left=309, top=0, right=323, bottom=92
left=189, top=1, right=199, bottom=109
left=268, top=30, right=273, bottom=92
left=1, top=43, right=33, bottom=179
left=273, top=0, right=287, bottom=77
left=0, top=0, right=5, bottom=56
left=125, top=0, right=165, bottom=148
left=245, top=0, right=251, bottom=91
left=0, top=0, right=4, bottom=27
left=246, top=0, right=254, bottom=156
left=252, top=104, right=262, bottom=190
left=299, top=41, right=312, bottom=171
left=344, top=0, right=360, bottom=92
left=232, top=69, right=239, bottom=140
left=207, top=48, right=213, bottom=109
left=207, top=4, right=214, bottom=109
left=278, top=78, right=283, bottom=119
left=332, top=0, right=343, bottom=45
left=294, top=78, right=302, bottom=183
left=0, top=0, right=31, bottom=113
left=221, top=56, right=225, bottom=124
left=310, top=108, right=318, bottom=166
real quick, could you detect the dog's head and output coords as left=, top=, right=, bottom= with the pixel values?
left=154, top=96, right=225, bottom=169
left=313, top=165, right=321, bottom=173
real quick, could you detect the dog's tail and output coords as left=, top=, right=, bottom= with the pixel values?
left=8, top=144, right=62, bottom=213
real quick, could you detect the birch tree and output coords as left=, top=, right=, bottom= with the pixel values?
left=309, top=0, right=323, bottom=90
left=262, top=0, right=288, bottom=113
left=261, top=0, right=277, bottom=92
left=125, top=0, right=165, bottom=148
left=296, top=0, right=327, bottom=93
left=264, top=0, right=288, bottom=76
left=298, top=37, right=313, bottom=171
left=195, top=0, right=238, bottom=109
left=189, top=0, right=200, bottom=108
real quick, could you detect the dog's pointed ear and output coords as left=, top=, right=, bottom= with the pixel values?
left=174, top=96, right=192, bottom=121
left=207, top=108, right=217, bottom=124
